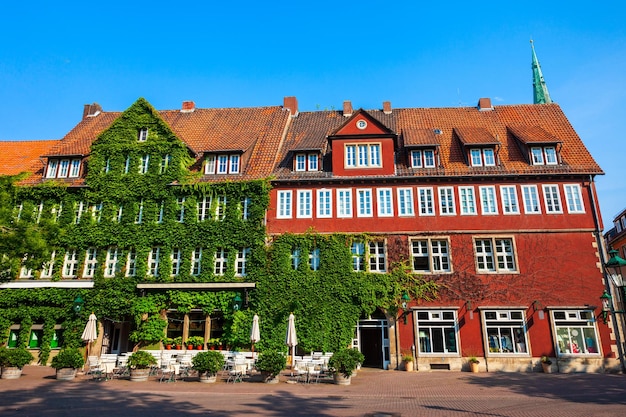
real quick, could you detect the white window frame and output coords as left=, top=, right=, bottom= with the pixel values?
left=479, top=186, right=498, bottom=215
left=126, top=249, right=137, bottom=277
left=69, top=159, right=81, bottom=177
left=474, top=237, right=517, bottom=273
left=564, top=184, right=585, bottom=214
left=309, top=247, right=320, bottom=271
left=138, top=127, right=148, bottom=142
left=74, top=201, right=86, bottom=224
left=308, top=154, right=318, bottom=171
left=241, top=197, right=250, bottom=220
left=483, top=310, right=529, bottom=355
left=542, top=184, right=563, bottom=214
left=521, top=185, right=541, bottom=214
left=397, top=188, right=415, bottom=216
left=410, top=238, right=451, bottom=273
left=438, top=187, right=456, bottom=216
left=377, top=188, right=393, bottom=217
left=297, top=190, right=312, bottom=218
left=171, top=248, right=181, bottom=276
left=418, top=187, right=434, bottom=216
left=351, top=241, right=365, bottom=272
left=544, top=146, right=558, bottom=165
left=416, top=310, right=459, bottom=355
left=58, top=159, right=70, bottom=177
left=291, top=247, right=301, bottom=270
left=470, top=148, right=495, bottom=167
left=176, top=197, right=185, bottom=222
left=204, top=155, right=216, bottom=174
left=198, top=196, right=212, bottom=221
left=160, top=154, right=171, bottom=174
left=104, top=247, right=120, bottom=278
left=135, top=200, right=144, bottom=224
left=217, top=155, right=229, bottom=174
left=459, top=186, right=477, bottom=215
left=82, top=248, right=98, bottom=278
left=63, top=249, right=79, bottom=278
left=337, top=188, right=353, bottom=218
left=357, top=189, right=373, bottom=217
left=277, top=190, right=293, bottom=219
left=124, top=155, right=131, bottom=174
left=368, top=241, right=386, bottom=272
left=191, top=247, right=202, bottom=276
left=236, top=248, right=250, bottom=276
left=46, top=160, right=58, bottom=178
left=345, top=143, right=382, bottom=168
left=148, top=247, right=160, bottom=277
left=157, top=201, right=164, bottom=223
left=317, top=189, right=332, bottom=218
left=229, top=155, right=240, bottom=174
left=40, top=250, right=56, bottom=279
left=500, top=185, right=520, bottom=215
left=139, top=155, right=150, bottom=174
left=215, top=195, right=227, bottom=220
left=295, top=154, right=306, bottom=171
left=214, top=248, right=228, bottom=276
left=551, top=309, right=600, bottom=356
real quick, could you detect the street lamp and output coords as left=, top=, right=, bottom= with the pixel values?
left=233, top=293, right=243, bottom=311
left=606, top=249, right=626, bottom=306
left=73, top=295, right=84, bottom=315
left=401, top=292, right=410, bottom=325
left=600, top=290, right=612, bottom=325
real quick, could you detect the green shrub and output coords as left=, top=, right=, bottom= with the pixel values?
left=192, top=351, right=225, bottom=375
left=50, top=348, right=85, bottom=369
left=255, top=350, right=286, bottom=378
left=186, top=336, right=205, bottom=347
left=127, top=350, right=157, bottom=369
left=0, top=347, right=34, bottom=369
left=328, top=348, right=360, bottom=378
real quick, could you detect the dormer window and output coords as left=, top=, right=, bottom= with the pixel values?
left=295, top=152, right=319, bottom=171
left=470, top=148, right=495, bottom=167
left=410, top=149, right=436, bottom=168
left=345, top=143, right=381, bottom=168
left=204, top=153, right=241, bottom=175
left=138, top=128, right=148, bottom=142
left=46, top=158, right=82, bottom=178
left=531, top=146, right=558, bottom=165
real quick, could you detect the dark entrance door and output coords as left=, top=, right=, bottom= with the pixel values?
left=360, top=327, right=383, bottom=368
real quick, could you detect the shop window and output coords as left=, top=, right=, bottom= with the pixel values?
left=416, top=310, right=458, bottom=354
left=482, top=310, right=528, bottom=354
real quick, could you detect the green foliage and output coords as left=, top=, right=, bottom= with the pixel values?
left=50, top=347, right=85, bottom=369
left=172, top=336, right=183, bottom=346
left=127, top=350, right=157, bottom=369
left=129, top=315, right=167, bottom=345
left=186, top=336, right=204, bottom=347
left=328, top=348, right=360, bottom=378
left=0, top=347, right=34, bottom=368
left=255, top=349, right=286, bottom=377
left=191, top=350, right=225, bottom=375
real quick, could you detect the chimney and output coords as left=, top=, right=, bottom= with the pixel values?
left=477, top=98, right=493, bottom=111
left=343, top=100, right=353, bottom=117
left=181, top=101, right=195, bottom=112
left=383, top=101, right=392, bottom=114
left=82, top=103, right=102, bottom=119
left=283, top=96, right=298, bottom=116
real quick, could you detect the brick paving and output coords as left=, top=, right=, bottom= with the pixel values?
left=1, top=365, right=625, bottom=416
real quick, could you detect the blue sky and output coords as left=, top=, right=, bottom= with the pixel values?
left=1, top=2, right=624, bottom=230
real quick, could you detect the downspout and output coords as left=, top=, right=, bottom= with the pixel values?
left=588, top=175, right=626, bottom=372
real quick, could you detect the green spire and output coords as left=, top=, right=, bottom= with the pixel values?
left=531, top=40, right=552, bottom=104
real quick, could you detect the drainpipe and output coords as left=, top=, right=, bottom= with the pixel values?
left=588, top=175, right=626, bottom=373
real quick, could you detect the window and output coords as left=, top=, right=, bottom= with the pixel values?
left=171, top=248, right=181, bottom=276
left=46, top=160, right=58, bottom=178
left=544, top=147, right=558, bottom=164
left=418, top=187, right=434, bottom=216
left=215, top=195, right=227, bottom=220
left=214, top=248, right=228, bottom=275
left=58, top=160, right=70, bottom=177
left=308, top=154, right=318, bottom=171
left=91, top=202, right=103, bottom=223
left=104, top=247, right=120, bottom=278
left=160, top=154, right=172, bottom=174
left=531, top=146, right=558, bottom=165
left=126, top=249, right=137, bottom=277
left=63, top=250, right=79, bottom=278
left=236, top=248, right=250, bottom=276
left=483, top=310, right=528, bottom=354
left=470, top=148, right=495, bottom=167
left=35, top=201, right=44, bottom=223
left=564, top=184, right=584, bottom=213
left=551, top=310, right=600, bottom=356
left=204, top=153, right=244, bottom=175
left=139, top=155, right=150, bottom=174
left=479, top=186, right=498, bottom=214
left=345, top=143, right=382, bottom=168
left=124, top=155, right=131, bottom=174
left=542, top=184, right=563, bottom=213
left=176, top=197, right=185, bottom=222
left=74, top=201, right=86, bottom=224
left=438, top=187, right=455, bottom=215
left=416, top=310, right=458, bottom=354
left=410, top=149, right=436, bottom=168
left=317, top=189, right=332, bottom=218
left=229, top=155, right=240, bottom=174
left=135, top=200, right=144, bottom=223
left=52, top=203, right=62, bottom=223
left=474, top=237, right=516, bottom=273
left=351, top=241, right=365, bottom=271
left=138, top=128, right=148, bottom=142
left=459, top=186, right=476, bottom=215
left=114, top=205, right=123, bottom=223
left=521, top=185, right=541, bottom=214
left=500, top=186, right=519, bottom=214
left=291, top=248, right=301, bottom=270
left=204, top=155, right=216, bottom=174
left=197, top=196, right=212, bottom=221
left=309, top=248, right=320, bottom=271
left=240, top=197, right=250, bottom=220
left=337, top=189, right=352, bottom=218
left=369, top=241, right=386, bottom=272
left=217, top=155, right=229, bottom=174
left=410, top=239, right=451, bottom=273
left=277, top=191, right=292, bottom=218
left=357, top=189, right=373, bottom=217
left=104, top=158, right=110, bottom=173
left=157, top=201, right=164, bottom=223
left=148, top=247, right=160, bottom=276
left=69, top=159, right=81, bottom=177
left=295, top=154, right=306, bottom=171
left=377, top=188, right=393, bottom=217
left=83, top=248, right=98, bottom=278
left=40, top=251, right=56, bottom=279
left=20, top=259, right=33, bottom=279
left=191, top=248, right=202, bottom=276
left=297, top=190, right=312, bottom=218
left=397, top=188, right=414, bottom=216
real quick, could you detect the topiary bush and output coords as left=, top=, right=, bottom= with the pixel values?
left=50, top=348, right=85, bottom=369
left=0, top=347, right=34, bottom=369
left=127, top=350, right=157, bottom=369
left=255, top=349, right=286, bottom=378
left=191, top=350, right=225, bottom=376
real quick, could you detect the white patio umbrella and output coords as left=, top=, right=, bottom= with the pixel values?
left=81, top=312, right=98, bottom=358
left=250, top=314, right=260, bottom=352
left=285, top=313, right=298, bottom=368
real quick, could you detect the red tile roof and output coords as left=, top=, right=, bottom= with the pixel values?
left=0, top=140, right=60, bottom=177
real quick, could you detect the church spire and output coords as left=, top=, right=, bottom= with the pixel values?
left=531, top=40, right=552, bottom=104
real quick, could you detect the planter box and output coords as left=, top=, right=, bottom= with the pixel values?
left=333, top=373, right=351, bottom=385
left=56, top=368, right=77, bottom=381
left=199, top=373, right=217, bottom=383
left=1, top=367, right=22, bottom=379
left=130, top=368, right=151, bottom=382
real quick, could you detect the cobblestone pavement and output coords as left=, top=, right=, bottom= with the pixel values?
left=1, top=366, right=625, bottom=417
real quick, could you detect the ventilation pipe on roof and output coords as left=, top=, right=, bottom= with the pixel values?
left=82, top=103, right=102, bottom=119
left=477, top=98, right=493, bottom=111
left=283, top=96, right=298, bottom=117
left=343, top=100, right=353, bottom=117
left=181, top=101, right=195, bottom=112
left=383, top=101, right=392, bottom=114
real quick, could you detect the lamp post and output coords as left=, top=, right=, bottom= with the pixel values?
left=233, top=293, right=243, bottom=311
left=602, top=248, right=626, bottom=372
left=73, top=295, right=84, bottom=315
left=401, top=292, right=410, bottom=325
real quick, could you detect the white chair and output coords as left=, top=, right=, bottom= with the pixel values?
left=87, top=356, right=104, bottom=380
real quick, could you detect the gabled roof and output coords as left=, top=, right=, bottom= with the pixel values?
left=454, top=127, right=500, bottom=146
left=402, top=128, right=441, bottom=147
left=508, top=125, right=562, bottom=145
left=0, top=140, right=60, bottom=177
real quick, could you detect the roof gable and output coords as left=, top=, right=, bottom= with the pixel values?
left=329, top=109, right=395, bottom=137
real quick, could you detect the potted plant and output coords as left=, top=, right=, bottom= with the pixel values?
left=402, top=353, right=414, bottom=372
left=468, top=356, right=480, bottom=373
left=328, top=348, right=360, bottom=385
left=346, top=348, right=364, bottom=377
left=163, top=337, right=174, bottom=350
left=192, top=350, right=225, bottom=383
left=0, top=347, right=34, bottom=379
left=172, top=336, right=183, bottom=350
left=186, top=336, right=205, bottom=350
left=540, top=355, right=553, bottom=373
left=50, top=347, right=85, bottom=380
left=255, top=350, right=286, bottom=383
left=207, top=338, right=221, bottom=350
left=127, top=350, right=157, bottom=381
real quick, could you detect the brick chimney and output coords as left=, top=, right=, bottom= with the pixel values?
left=82, top=103, right=102, bottom=119
left=343, top=100, right=353, bottom=117
left=181, top=101, right=195, bottom=112
left=383, top=101, right=392, bottom=114
left=283, top=96, right=298, bottom=116
left=477, top=98, right=493, bottom=111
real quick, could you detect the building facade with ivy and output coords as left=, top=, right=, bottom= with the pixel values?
left=0, top=94, right=619, bottom=373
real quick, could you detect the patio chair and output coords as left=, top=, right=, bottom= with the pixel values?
left=226, top=360, right=248, bottom=383
left=87, top=356, right=104, bottom=380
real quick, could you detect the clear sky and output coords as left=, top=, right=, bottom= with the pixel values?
left=1, top=2, right=624, bottom=231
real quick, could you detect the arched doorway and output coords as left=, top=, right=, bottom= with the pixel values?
left=355, top=309, right=390, bottom=369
